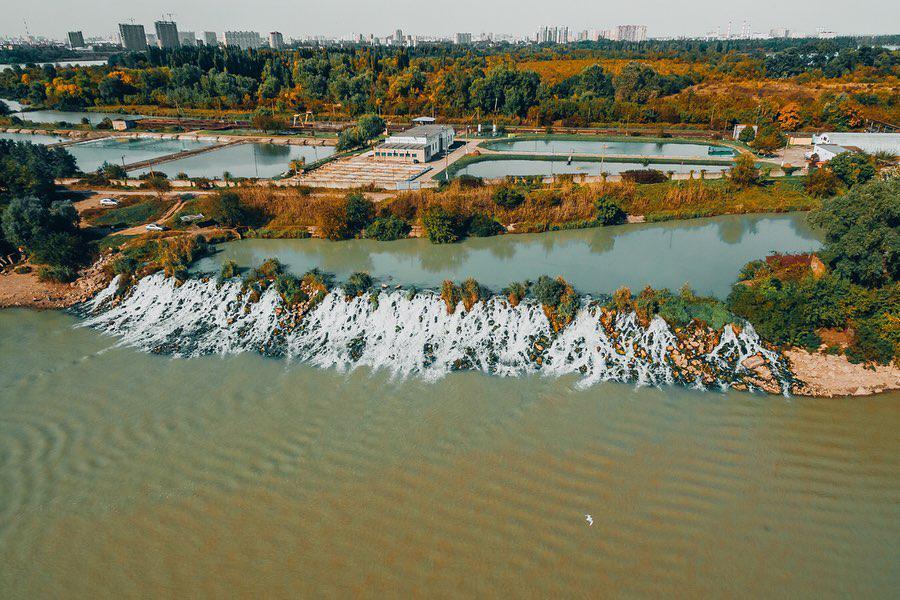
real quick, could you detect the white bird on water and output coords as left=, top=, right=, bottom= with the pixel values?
left=585, top=514, right=593, bottom=527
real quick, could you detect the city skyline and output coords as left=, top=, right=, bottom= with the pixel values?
left=2, top=0, right=898, bottom=40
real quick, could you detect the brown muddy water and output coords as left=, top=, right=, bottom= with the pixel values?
left=1, top=310, right=898, bottom=597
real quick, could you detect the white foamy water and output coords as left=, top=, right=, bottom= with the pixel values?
left=81, top=274, right=790, bottom=393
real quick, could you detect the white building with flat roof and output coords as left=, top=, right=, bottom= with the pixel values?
left=375, top=125, right=455, bottom=163
left=812, top=133, right=900, bottom=155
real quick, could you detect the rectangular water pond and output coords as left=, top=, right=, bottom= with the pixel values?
left=132, top=143, right=336, bottom=179
left=486, top=138, right=735, bottom=158
left=67, top=137, right=215, bottom=173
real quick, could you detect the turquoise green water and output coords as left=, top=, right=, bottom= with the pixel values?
left=67, top=137, right=214, bottom=173
left=0, top=131, right=70, bottom=145
left=133, top=143, right=335, bottom=179
left=195, top=213, right=822, bottom=298
left=486, top=138, right=734, bottom=157
left=0, top=309, right=897, bottom=597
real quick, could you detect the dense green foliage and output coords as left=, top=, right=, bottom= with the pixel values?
left=466, top=213, right=505, bottom=237
left=809, top=179, right=898, bottom=287
left=337, top=114, right=385, bottom=150
left=594, top=195, right=627, bottom=225
left=492, top=186, right=525, bottom=209
left=365, top=214, right=411, bottom=241
left=727, top=179, right=899, bottom=363
left=422, top=206, right=460, bottom=244
left=3, top=37, right=893, bottom=128
left=343, top=271, right=374, bottom=298
left=0, top=140, right=77, bottom=200
left=827, top=152, right=876, bottom=187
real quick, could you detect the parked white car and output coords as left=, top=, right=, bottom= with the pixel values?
left=145, top=223, right=166, bottom=232
left=99, top=198, right=119, bottom=207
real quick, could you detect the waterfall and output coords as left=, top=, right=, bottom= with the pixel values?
left=79, top=273, right=791, bottom=394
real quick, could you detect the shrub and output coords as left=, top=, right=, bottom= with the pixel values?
left=467, top=213, right=504, bottom=237
left=504, top=281, right=529, bottom=307
left=804, top=168, right=839, bottom=198
left=532, top=275, right=565, bottom=307
left=594, top=195, right=627, bottom=225
left=456, top=174, right=484, bottom=188
left=317, top=202, right=352, bottom=241
left=203, top=191, right=246, bottom=227
left=275, top=274, right=308, bottom=305
left=422, top=206, right=460, bottom=244
left=460, top=278, right=487, bottom=311
left=729, top=153, right=761, bottom=188
left=621, top=169, right=667, bottom=184
left=344, top=271, right=373, bottom=298
left=37, top=264, right=78, bottom=282
left=365, top=215, right=411, bottom=241
left=493, top=186, right=525, bottom=209
left=440, top=280, right=462, bottom=313
left=219, top=259, right=238, bottom=279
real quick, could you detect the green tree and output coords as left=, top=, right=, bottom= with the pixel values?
left=737, top=126, right=756, bottom=144
left=345, top=193, right=374, bottom=232
left=827, top=152, right=876, bottom=187
left=594, top=196, right=627, bottom=225
left=750, top=125, right=786, bottom=155
left=422, top=206, right=459, bottom=244
left=365, top=215, right=411, bottom=241
left=808, top=179, right=899, bottom=287
left=493, top=186, right=525, bottom=209
left=729, top=153, right=761, bottom=187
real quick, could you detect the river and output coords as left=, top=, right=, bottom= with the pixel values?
left=1, top=215, right=897, bottom=597
left=195, top=213, right=822, bottom=298
left=0, top=309, right=897, bottom=597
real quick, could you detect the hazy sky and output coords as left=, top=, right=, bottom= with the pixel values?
left=3, top=0, right=898, bottom=39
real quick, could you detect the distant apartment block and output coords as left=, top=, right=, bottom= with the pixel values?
left=455, top=32, right=472, bottom=44
left=769, top=28, right=791, bottom=38
left=202, top=31, right=218, bottom=46
left=118, top=23, right=148, bottom=51
left=67, top=31, right=85, bottom=49
left=146, top=34, right=158, bottom=47
left=536, top=26, right=569, bottom=44
left=269, top=31, right=284, bottom=49
left=610, top=25, right=647, bottom=42
left=178, top=31, right=196, bottom=47
left=224, top=31, right=263, bottom=49
left=154, top=21, right=180, bottom=49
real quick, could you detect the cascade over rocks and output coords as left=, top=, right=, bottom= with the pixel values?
left=78, top=273, right=793, bottom=394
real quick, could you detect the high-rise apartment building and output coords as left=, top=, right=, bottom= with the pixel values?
left=454, top=32, right=472, bottom=44
left=224, top=31, right=263, bottom=49
left=611, top=25, right=647, bottom=42
left=178, top=31, right=196, bottom=47
left=202, top=31, right=218, bottom=46
left=154, top=21, right=180, bottom=49
left=67, top=31, right=85, bottom=48
left=268, top=31, right=284, bottom=49
left=118, top=23, right=148, bottom=51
